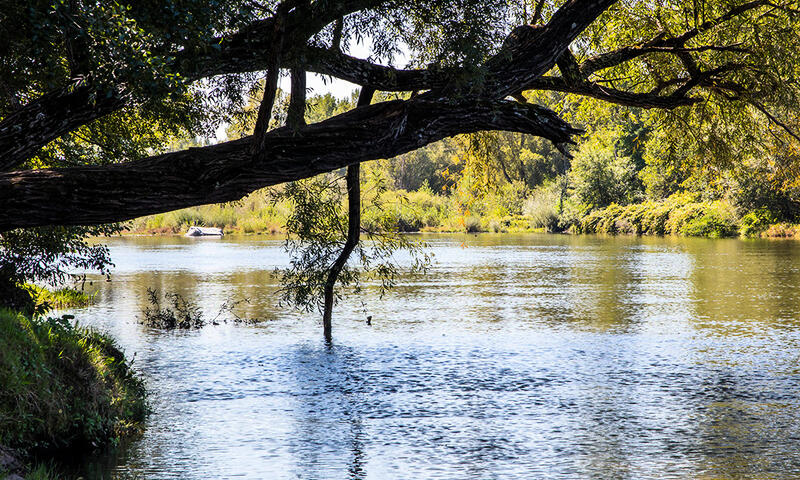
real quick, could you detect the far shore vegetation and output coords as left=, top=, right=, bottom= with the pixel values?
left=125, top=184, right=800, bottom=240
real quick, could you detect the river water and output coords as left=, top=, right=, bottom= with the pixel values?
left=64, top=233, right=800, bottom=479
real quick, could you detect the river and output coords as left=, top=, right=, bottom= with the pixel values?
left=63, top=233, right=800, bottom=479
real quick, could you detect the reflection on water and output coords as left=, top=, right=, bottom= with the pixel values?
left=65, top=233, right=800, bottom=479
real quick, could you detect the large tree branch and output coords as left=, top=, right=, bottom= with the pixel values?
left=0, top=0, right=768, bottom=172
left=0, top=0, right=618, bottom=171
left=525, top=77, right=700, bottom=109
left=482, top=0, right=619, bottom=98
left=1, top=0, right=616, bottom=171
left=0, top=82, right=130, bottom=172
left=0, top=98, right=581, bottom=231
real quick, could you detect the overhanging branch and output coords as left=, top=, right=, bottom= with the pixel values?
left=0, top=98, right=581, bottom=231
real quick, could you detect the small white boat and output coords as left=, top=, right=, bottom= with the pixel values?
left=185, top=226, right=224, bottom=237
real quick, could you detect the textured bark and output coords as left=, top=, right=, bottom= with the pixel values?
left=0, top=83, right=129, bottom=171
left=287, top=67, right=307, bottom=129
left=252, top=65, right=282, bottom=153
left=0, top=98, right=580, bottom=232
left=481, top=0, right=619, bottom=99
left=322, top=163, right=361, bottom=342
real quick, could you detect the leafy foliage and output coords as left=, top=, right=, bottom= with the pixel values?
left=575, top=193, right=738, bottom=238
left=274, top=173, right=431, bottom=315
left=569, top=131, right=642, bottom=208
left=0, top=225, right=118, bottom=287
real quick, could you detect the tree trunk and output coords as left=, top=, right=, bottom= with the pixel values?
left=321, top=87, right=374, bottom=342
left=321, top=163, right=360, bottom=342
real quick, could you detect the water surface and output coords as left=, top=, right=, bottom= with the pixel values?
left=67, top=234, right=800, bottom=479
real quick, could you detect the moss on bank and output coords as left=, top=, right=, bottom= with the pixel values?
left=0, top=309, right=147, bottom=456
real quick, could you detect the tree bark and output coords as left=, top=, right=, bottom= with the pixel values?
left=321, top=163, right=361, bottom=342
left=0, top=98, right=580, bottom=232
left=322, top=87, right=373, bottom=341
left=287, top=67, right=307, bottom=129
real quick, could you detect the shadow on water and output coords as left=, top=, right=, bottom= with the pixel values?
left=287, top=343, right=368, bottom=480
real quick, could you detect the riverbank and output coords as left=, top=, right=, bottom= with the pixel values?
left=0, top=306, right=147, bottom=479
left=123, top=186, right=539, bottom=236
left=572, top=194, right=799, bottom=239
left=124, top=188, right=796, bottom=240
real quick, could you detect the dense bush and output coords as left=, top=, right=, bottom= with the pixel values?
left=569, top=134, right=642, bottom=208
left=738, top=208, right=779, bottom=237
left=574, top=194, right=738, bottom=237
left=761, top=223, right=800, bottom=238
left=728, top=162, right=800, bottom=222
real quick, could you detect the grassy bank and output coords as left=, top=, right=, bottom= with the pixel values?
left=23, top=285, right=92, bottom=311
left=124, top=184, right=541, bottom=235
left=124, top=186, right=798, bottom=240
left=0, top=308, right=147, bottom=474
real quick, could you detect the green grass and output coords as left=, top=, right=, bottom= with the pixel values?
left=125, top=184, right=545, bottom=235
left=22, top=462, right=58, bottom=480
left=0, top=309, right=147, bottom=455
left=23, top=285, right=92, bottom=311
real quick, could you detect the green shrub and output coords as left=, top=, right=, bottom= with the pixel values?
left=739, top=208, right=778, bottom=237
left=569, top=133, right=642, bottom=208
left=396, top=210, right=424, bottom=232
left=0, top=309, right=147, bottom=453
left=678, top=211, right=737, bottom=238
left=164, top=209, right=205, bottom=228
left=463, top=215, right=482, bottom=233
left=762, top=223, right=800, bottom=238
left=237, top=217, right=269, bottom=234
left=665, top=200, right=736, bottom=237
left=641, top=201, right=672, bottom=235
left=487, top=218, right=504, bottom=233
left=203, top=207, right=237, bottom=228
left=575, top=194, right=738, bottom=238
